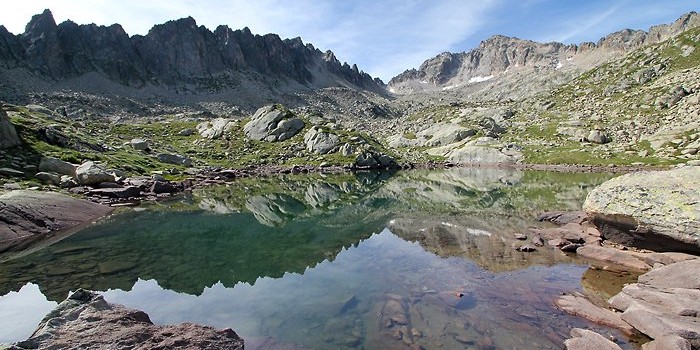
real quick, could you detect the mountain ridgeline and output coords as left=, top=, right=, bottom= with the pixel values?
left=388, top=12, right=700, bottom=94
left=0, top=10, right=384, bottom=95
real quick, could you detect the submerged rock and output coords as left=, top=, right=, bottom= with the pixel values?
left=10, top=289, right=244, bottom=350
left=583, top=167, right=700, bottom=253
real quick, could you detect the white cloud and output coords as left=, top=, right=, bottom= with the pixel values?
left=545, top=2, right=626, bottom=43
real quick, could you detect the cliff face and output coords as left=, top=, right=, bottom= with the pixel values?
left=0, top=9, right=384, bottom=94
left=388, top=12, right=700, bottom=93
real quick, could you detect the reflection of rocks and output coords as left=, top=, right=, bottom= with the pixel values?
left=193, top=173, right=389, bottom=226
left=304, top=183, right=341, bottom=208
left=245, top=194, right=306, bottom=227
left=388, top=217, right=576, bottom=272
left=11, top=289, right=244, bottom=350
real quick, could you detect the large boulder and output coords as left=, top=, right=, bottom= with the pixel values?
left=11, top=289, right=244, bottom=350
left=304, top=126, right=340, bottom=154
left=75, top=161, right=115, bottom=186
left=196, top=118, right=235, bottom=139
left=0, top=190, right=112, bottom=253
left=130, top=138, right=150, bottom=151
left=583, top=167, right=700, bottom=253
left=0, top=108, right=21, bottom=148
left=156, top=153, right=192, bottom=167
left=354, top=151, right=398, bottom=169
left=243, top=105, right=305, bottom=142
left=586, top=129, right=611, bottom=144
left=38, top=156, right=76, bottom=176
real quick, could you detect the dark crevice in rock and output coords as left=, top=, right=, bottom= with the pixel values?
left=593, top=215, right=700, bottom=255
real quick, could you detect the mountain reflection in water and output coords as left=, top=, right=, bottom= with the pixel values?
left=0, top=168, right=631, bottom=349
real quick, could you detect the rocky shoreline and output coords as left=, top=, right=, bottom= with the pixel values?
left=1, top=163, right=698, bottom=349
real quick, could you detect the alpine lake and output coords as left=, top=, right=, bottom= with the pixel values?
left=0, top=167, right=644, bottom=349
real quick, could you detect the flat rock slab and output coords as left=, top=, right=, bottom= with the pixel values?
left=10, top=289, right=244, bottom=350
left=556, top=293, right=635, bottom=335
left=576, top=245, right=651, bottom=271
left=638, top=259, right=700, bottom=289
left=564, top=328, right=623, bottom=350
left=608, top=259, right=700, bottom=348
left=0, top=190, right=112, bottom=252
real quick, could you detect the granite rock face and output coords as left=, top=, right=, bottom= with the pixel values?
left=583, top=167, right=700, bottom=253
left=11, top=289, right=244, bottom=350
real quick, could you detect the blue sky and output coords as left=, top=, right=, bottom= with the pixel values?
left=0, top=0, right=697, bottom=81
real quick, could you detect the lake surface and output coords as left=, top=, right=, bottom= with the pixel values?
left=0, top=168, right=640, bottom=349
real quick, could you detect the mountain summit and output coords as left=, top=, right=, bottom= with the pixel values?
left=388, top=11, right=700, bottom=97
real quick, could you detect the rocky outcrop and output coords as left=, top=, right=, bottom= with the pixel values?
left=607, top=259, right=700, bottom=349
left=244, top=105, right=305, bottom=142
left=0, top=108, right=20, bottom=148
left=0, top=190, right=112, bottom=253
left=304, top=126, right=339, bottom=154
left=559, top=258, right=700, bottom=350
left=10, top=289, right=244, bottom=350
left=583, top=167, right=700, bottom=253
left=0, top=9, right=384, bottom=93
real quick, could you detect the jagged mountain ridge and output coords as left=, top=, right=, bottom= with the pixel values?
left=388, top=12, right=700, bottom=95
left=0, top=9, right=384, bottom=96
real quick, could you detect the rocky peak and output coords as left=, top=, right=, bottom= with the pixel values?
left=0, top=11, right=385, bottom=98
left=24, top=9, right=57, bottom=35
left=389, top=11, right=700, bottom=94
